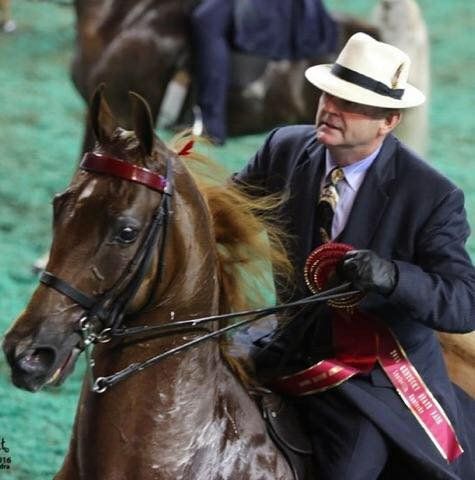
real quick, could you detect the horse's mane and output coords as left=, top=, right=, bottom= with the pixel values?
left=170, top=133, right=293, bottom=312
left=170, top=133, right=294, bottom=383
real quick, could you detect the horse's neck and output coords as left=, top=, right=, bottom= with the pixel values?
left=151, top=181, right=222, bottom=317
left=127, top=181, right=265, bottom=469
left=68, top=174, right=292, bottom=479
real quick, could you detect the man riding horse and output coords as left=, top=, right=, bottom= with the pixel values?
left=191, top=0, right=339, bottom=144
left=236, top=32, right=475, bottom=478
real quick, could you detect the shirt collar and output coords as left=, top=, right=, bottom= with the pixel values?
left=324, top=145, right=382, bottom=191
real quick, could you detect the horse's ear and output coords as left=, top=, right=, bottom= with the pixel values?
left=129, top=91, right=155, bottom=156
left=89, top=84, right=118, bottom=144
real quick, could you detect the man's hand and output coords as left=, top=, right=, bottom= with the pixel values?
left=338, top=250, right=397, bottom=296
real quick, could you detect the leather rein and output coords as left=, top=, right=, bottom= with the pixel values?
left=39, top=151, right=358, bottom=393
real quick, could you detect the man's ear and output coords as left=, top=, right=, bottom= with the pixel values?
left=380, top=111, right=402, bottom=135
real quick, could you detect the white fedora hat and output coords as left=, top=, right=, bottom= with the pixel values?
left=305, top=32, right=425, bottom=109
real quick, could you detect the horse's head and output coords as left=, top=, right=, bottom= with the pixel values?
left=3, top=86, right=187, bottom=391
left=3, top=85, right=293, bottom=394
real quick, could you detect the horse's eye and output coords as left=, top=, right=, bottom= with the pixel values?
left=117, top=226, right=139, bottom=244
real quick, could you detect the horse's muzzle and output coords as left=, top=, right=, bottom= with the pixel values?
left=3, top=337, right=58, bottom=391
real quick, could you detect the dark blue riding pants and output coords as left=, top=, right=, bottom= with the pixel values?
left=190, top=0, right=233, bottom=143
left=190, top=0, right=338, bottom=143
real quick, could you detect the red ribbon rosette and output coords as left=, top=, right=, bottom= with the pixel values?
left=304, top=242, right=364, bottom=310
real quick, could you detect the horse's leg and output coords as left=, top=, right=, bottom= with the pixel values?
left=0, top=0, right=15, bottom=32
left=0, top=0, right=8, bottom=22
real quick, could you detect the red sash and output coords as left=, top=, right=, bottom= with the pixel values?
left=272, top=311, right=463, bottom=462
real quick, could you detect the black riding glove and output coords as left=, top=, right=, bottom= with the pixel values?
left=338, top=249, right=397, bottom=296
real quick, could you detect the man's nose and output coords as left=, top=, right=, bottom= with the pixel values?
left=320, top=93, right=338, bottom=113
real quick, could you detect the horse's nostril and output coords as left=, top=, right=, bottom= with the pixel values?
left=16, top=348, right=55, bottom=376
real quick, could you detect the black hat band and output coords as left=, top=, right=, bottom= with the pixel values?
left=331, top=63, right=404, bottom=100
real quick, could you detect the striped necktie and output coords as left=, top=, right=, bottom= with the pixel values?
left=316, top=167, right=345, bottom=243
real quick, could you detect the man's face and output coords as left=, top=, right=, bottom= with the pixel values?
left=315, top=92, right=394, bottom=151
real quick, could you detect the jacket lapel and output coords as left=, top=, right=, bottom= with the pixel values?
left=286, top=139, right=326, bottom=278
left=338, top=135, right=398, bottom=248
left=300, top=140, right=326, bottom=249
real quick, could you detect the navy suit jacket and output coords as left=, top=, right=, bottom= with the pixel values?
left=236, top=125, right=475, bottom=478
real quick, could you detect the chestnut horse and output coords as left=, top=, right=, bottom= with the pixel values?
left=3, top=89, right=297, bottom=479
left=71, top=0, right=387, bottom=152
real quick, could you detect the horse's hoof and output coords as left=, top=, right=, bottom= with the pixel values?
left=2, top=20, right=16, bottom=33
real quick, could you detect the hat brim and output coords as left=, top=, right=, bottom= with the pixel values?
left=305, top=64, right=425, bottom=109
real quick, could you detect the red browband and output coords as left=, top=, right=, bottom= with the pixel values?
left=80, top=152, right=169, bottom=193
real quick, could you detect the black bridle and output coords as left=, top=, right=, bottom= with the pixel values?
left=90, top=282, right=356, bottom=392
left=39, top=151, right=174, bottom=386
left=39, top=151, right=358, bottom=393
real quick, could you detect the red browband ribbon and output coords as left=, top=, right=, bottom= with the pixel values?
left=80, top=153, right=169, bottom=193
left=272, top=243, right=463, bottom=463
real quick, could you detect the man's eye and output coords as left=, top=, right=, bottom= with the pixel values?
left=341, top=99, right=358, bottom=110
left=116, top=226, right=139, bottom=244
